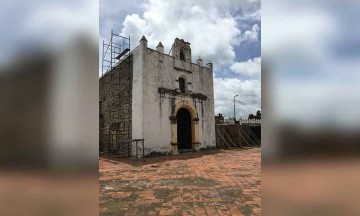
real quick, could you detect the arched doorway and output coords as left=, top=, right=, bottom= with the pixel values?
left=170, top=101, right=200, bottom=155
left=176, top=108, right=192, bottom=149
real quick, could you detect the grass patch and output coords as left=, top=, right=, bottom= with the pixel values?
left=240, top=205, right=253, bottom=216
left=100, top=200, right=127, bottom=216
left=158, top=177, right=217, bottom=187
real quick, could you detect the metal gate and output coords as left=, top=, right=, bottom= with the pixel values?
left=100, top=133, right=144, bottom=159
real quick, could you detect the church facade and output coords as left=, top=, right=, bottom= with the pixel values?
left=100, top=36, right=215, bottom=156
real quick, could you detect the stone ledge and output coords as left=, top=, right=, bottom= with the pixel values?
left=158, top=87, right=207, bottom=100
left=173, top=66, right=192, bottom=74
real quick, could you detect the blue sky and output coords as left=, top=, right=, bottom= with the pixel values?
left=100, top=0, right=261, bottom=119
left=2, top=0, right=360, bottom=127
left=0, top=0, right=260, bottom=119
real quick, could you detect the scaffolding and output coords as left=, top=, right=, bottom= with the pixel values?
left=101, top=30, right=130, bottom=76
left=100, top=30, right=133, bottom=157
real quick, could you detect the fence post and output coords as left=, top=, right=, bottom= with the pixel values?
left=108, top=134, right=110, bottom=157
left=142, top=139, right=145, bottom=159
left=128, top=141, right=130, bottom=157
left=136, top=140, right=138, bottom=159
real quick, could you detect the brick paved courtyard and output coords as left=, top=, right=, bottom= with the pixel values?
left=99, top=148, right=261, bottom=216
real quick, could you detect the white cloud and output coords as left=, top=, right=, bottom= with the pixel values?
left=263, top=0, right=360, bottom=129
left=120, top=0, right=260, bottom=65
left=23, top=1, right=98, bottom=48
left=100, top=0, right=261, bottom=118
left=239, top=9, right=261, bottom=22
left=242, top=24, right=260, bottom=42
left=100, top=0, right=144, bottom=35
left=262, top=1, right=335, bottom=61
left=214, top=77, right=261, bottom=118
left=231, top=57, right=261, bottom=78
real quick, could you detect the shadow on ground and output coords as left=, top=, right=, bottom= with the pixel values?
left=100, top=148, right=255, bottom=167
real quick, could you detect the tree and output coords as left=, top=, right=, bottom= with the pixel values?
left=217, top=113, right=223, bottom=119
left=215, top=113, right=224, bottom=124
left=255, top=110, right=261, bottom=120
left=248, top=114, right=255, bottom=120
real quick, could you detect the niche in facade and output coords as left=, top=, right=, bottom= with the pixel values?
left=179, top=77, right=186, bottom=93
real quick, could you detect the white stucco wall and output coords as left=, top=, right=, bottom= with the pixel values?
left=132, top=41, right=215, bottom=155
left=131, top=45, right=143, bottom=144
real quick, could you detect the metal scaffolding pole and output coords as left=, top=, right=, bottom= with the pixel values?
left=99, top=30, right=131, bottom=157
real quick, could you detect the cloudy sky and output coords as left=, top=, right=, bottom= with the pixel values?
left=2, top=0, right=359, bottom=130
left=262, top=0, right=360, bottom=129
left=100, top=0, right=261, bottom=119
left=0, top=0, right=98, bottom=66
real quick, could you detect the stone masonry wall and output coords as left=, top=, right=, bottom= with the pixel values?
left=99, top=55, right=133, bottom=152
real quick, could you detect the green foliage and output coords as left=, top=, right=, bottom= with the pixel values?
left=248, top=110, right=261, bottom=120
left=248, top=114, right=255, bottom=120
left=255, top=110, right=261, bottom=120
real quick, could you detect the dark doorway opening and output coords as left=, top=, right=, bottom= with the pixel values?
left=177, top=108, right=192, bottom=150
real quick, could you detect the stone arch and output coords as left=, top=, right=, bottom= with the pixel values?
left=170, top=101, right=200, bottom=155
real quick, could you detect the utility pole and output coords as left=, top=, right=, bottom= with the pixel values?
left=233, top=94, right=238, bottom=122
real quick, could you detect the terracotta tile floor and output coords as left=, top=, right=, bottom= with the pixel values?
left=99, top=148, right=261, bottom=216
left=263, top=159, right=360, bottom=215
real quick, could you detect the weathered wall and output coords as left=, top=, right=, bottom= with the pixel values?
left=131, top=45, right=143, bottom=143
left=99, top=38, right=216, bottom=156
left=99, top=55, right=133, bottom=152
left=141, top=46, right=216, bottom=154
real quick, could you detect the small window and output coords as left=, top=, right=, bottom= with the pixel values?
left=179, top=77, right=186, bottom=93
left=180, top=50, right=185, bottom=61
